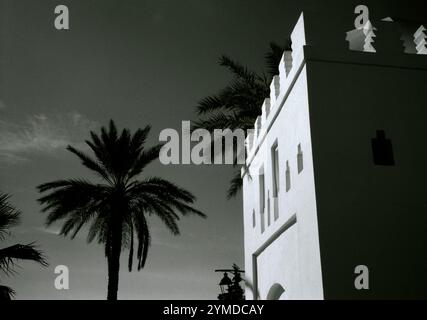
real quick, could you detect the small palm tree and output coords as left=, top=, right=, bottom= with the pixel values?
left=37, top=120, right=205, bottom=300
left=0, top=192, right=48, bottom=300
left=193, top=42, right=289, bottom=198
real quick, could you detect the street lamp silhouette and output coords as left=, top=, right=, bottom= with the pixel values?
left=219, top=272, right=233, bottom=294
left=215, top=264, right=245, bottom=300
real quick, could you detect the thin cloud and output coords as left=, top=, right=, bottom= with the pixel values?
left=34, top=227, right=61, bottom=236
left=0, top=111, right=98, bottom=164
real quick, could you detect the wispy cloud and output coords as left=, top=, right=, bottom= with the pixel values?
left=0, top=100, right=6, bottom=109
left=0, top=111, right=98, bottom=164
left=34, top=226, right=62, bottom=236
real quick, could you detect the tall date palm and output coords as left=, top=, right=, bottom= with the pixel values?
left=0, top=192, right=48, bottom=300
left=38, top=121, right=205, bottom=300
left=193, top=42, right=289, bottom=198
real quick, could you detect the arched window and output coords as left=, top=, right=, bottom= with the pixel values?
left=267, top=283, right=285, bottom=300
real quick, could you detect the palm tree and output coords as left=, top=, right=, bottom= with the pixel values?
left=37, top=120, right=205, bottom=300
left=0, top=192, right=48, bottom=300
left=193, top=42, right=290, bottom=198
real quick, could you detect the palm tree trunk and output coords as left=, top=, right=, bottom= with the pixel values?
left=107, top=216, right=122, bottom=301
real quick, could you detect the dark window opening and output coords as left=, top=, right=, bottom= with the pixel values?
left=259, top=170, right=265, bottom=233
left=285, top=161, right=291, bottom=192
left=259, top=172, right=265, bottom=212
left=371, top=130, right=395, bottom=166
left=267, top=191, right=271, bottom=226
left=252, top=210, right=256, bottom=228
left=297, top=144, right=303, bottom=174
left=271, top=143, right=280, bottom=197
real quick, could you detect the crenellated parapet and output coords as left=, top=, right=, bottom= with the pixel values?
left=346, top=19, right=427, bottom=54
left=346, top=21, right=377, bottom=52
left=244, top=13, right=307, bottom=163
left=243, top=12, right=427, bottom=168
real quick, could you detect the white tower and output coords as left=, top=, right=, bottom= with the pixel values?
left=242, top=12, right=427, bottom=300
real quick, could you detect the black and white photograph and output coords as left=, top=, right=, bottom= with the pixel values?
left=1, top=0, right=427, bottom=311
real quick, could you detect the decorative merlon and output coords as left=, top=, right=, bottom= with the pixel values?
left=346, top=20, right=377, bottom=53
left=255, top=117, right=261, bottom=138
left=290, top=13, right=306, bottom=58
left=245, top=131, right=254, bottom=155
left=279, top=51, right=293, bottom=77
left=246, top=13, right=307, bottom=158
left=363, top=21, right=377, bottom=52
left=414, top=25, right=426, bottom=39
left=269, top=76, right=280, bottom=106
left=261, top=99, right=271, bottom=124
left=414, top=25, right=427, bottom=55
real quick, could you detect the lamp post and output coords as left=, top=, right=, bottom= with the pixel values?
left=215, top=264, right=245, bottom=300
left=219, top=272, right=232, bottom=294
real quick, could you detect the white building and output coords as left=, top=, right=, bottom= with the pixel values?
left=242, top=12, right=427, bottom=300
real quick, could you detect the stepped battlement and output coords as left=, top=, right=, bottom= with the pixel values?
left=244, top=12, right=427, bottom=163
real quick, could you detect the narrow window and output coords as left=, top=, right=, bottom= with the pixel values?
left=286, top=161, right=291, bottom=192
left=259, top=172, right=265, bottom=212
left=267, top=191, right=271, bottom=226
left=371, top=130, right=395, bottom=166
left=252, top=210, right=256, bottom=228
left=271, top=143, right=280, bottom=197
left=297, top=144, right=304, bottom=173
left=260, top=211, right=265, bottom=234
left=259, top=171, right=265, bottom=233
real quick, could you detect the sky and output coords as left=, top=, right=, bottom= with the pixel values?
left=0, top=0, right=424, bottom=300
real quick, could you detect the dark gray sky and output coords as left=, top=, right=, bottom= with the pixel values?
left=0, top=0, right=423, bottom=300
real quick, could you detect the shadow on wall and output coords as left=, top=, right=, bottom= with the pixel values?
left=266, top=283, right=286, bottom=300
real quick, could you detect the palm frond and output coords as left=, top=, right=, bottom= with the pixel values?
left=134, top=215, right=150, bottom=271
left=86, top=213, right=110, bottom=245
left=219, top=55, right=258, bottom=83
left=133, top=197, right=181, bottom=235
left=227, top=170, right=244, bottom=199
left=196, top=95, right=225, bottom=115
left=0, top=285, right=15, bottom=300
left=128, top=125, right=151, bottom=155
left=129, top=178, right=205, bottom=217
left=126, top=144, right=163, bottom=182
left=0, top=193, right=20, bottom=241
left=37, top=179, right=109, bottom=227
left=193, top=112, right=249, bottom=132
left=127, top=219, right=134, bottom=272
left=0, top=243, right=48, bottom=276
left=66, top=146, right=111, bottom=183
left=0, top=191, right=47, bottom=298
